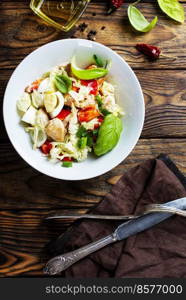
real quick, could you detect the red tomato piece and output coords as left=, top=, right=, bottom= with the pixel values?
left=72, top=84, right=80, bottom=93
left=81, top=79, right=98, bottom=95
left=56, top=109, right=71, bottom=120
left=78, top=105, right=100, bottom=123
left=94, top=123, right=100, bottom=129
left=63, top=157, right=73, bottom=162
left=40, top=141, right=52, bottom=155
left=98, top=116, right=104, bottom=123
left=30, top=79, right=41, bottom=91
left=94, top=116, right=104, bottom=129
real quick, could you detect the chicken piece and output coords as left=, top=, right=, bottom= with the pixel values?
left=86, top=64, right=97, bottom=70
left=97, top=77, right=105, bottom=88
left=46, top=118, right=66, bottom=142
left=64, top=94, right=74, bottom=107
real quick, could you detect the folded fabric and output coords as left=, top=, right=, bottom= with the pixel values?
left=52, top=155, right=186, bottom=278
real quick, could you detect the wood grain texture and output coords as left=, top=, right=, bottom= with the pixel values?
left=1, top=69, right=186, bottom=139
left=0, top=0, right=186, bottom=277
left=1, top=139, right=186, bottom=210
left=0, top=1, right=186, bottom=69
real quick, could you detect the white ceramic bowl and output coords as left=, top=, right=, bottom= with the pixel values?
left=3, top=39, right=144, bottom=180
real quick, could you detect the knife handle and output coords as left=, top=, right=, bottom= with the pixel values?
left=44, top=233, right=117, bottom=275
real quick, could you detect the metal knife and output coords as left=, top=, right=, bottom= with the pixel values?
left=44, top=197, right=186, bottom=275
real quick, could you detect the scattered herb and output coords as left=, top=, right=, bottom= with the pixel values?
left=101, top=108, right=111, bottom=116
left=76, top=125, right=88, bottom=138
left=95, top=95, right=103, bottom=107
left=93, top=128, right=99, bottom=136
left=54, top=75, right=72, bottom=94
left=108, top=0, right=124, bottom=15
left=94, top=114, right=123, bottom=156
left=136, top=43, right=161, bottom=60
left=78, top=137, right=88, bottom=149
left=62, top=161, right=73, bottom=168
left=157, top=0, right=184, bottom=24
left=128, top=3, right=158, bottom=32
left=87, top=135, right=94, bottom=147
left=95, top=95, right=111, bottom=116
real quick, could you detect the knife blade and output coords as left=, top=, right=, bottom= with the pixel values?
left=44, top=197, right=186, bottom=275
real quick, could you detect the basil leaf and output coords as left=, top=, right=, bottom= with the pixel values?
left=158, top=0, right=184, bottom=23
left=94, top=114, right=123, bottom=156
left=128, top=4, right=158, bottom=32
left=54, top=75, right=72, bottom=94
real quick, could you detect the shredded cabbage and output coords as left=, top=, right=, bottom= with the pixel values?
left=26, top=126, right=47, bottom=149
left=31, top=90, right=44, bottom=108
left=17, top=92, right=31, bottom=113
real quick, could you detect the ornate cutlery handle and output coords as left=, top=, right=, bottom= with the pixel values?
left=44, top=233, right=117, bottom=275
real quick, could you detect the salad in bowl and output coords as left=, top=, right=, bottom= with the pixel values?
left=4, top=39, right=144, bottom=180
left=17, top=55, right=123, bottom=168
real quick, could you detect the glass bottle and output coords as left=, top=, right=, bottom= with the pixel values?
left=30, top=0, right=90, bottom=32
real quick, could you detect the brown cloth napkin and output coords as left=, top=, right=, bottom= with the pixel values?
left=54, top=155, right=186, bottom=278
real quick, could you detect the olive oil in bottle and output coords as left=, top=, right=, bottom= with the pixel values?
left=30, top=0, right=90, bottom=31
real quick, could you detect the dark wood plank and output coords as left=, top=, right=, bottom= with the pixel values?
left=0, top=1, right=186, bottom=69
left=0, top=138, right=186, bottom=209
left=1, top=0, right=186, bottom=278
left=1, top=69, right=186, bottom=139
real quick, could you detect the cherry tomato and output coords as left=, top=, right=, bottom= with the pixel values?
left=40, top=141, right=52, bottom=155
left=81, top=79, right=98, bottom=95
left=78, top=105, right=100, bottom=123
left=56, top=109, right=71, bottom=120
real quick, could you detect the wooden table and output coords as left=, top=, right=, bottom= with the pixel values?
left=0, top=0, right=186, bottom=277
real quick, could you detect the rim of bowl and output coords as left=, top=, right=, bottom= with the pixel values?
left=3, top=39, right=145, bottom=180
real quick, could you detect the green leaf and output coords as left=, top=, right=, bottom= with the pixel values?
left=158, top=0, right=185, bottom=23
left=94, top=114, right=123, bottom=156
left=128, top=4, right=158, bottom=32
left=71, top=56, right=108, bottom=80
left=101, top=108, right=111, bottom=116
left=95, top=95, right=102, bottom=107
left=54, top=75, right=72, bottom=94
left=62, top=161, right=73, bottom=168
left=93, top=54, right=106, bottom=67
left=87, top=135, right=93, bottom=147
left=78, top=137, right=88, bottom=149
left=76, top=125, right=88, bottom=138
